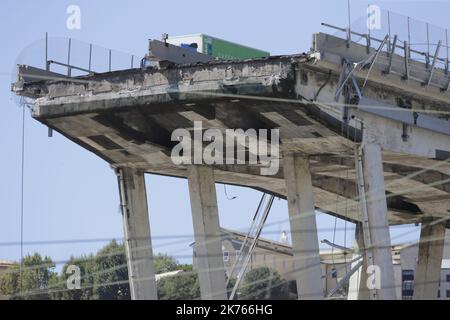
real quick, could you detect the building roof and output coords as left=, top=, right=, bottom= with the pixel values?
left=193, top=229, right=425, bottom=263
left=191, top=228, right=351, bottom=263
left=188, top=228, right=292, bottom=254
left=221, top=228, right=293, bottom=254
left=155, top=270, right=184, bottom=281
left=0, top=260, right=18, bottom=272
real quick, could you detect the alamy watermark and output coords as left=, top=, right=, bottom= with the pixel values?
left=367, top=4, right=381, bottom=30
left=366, top=264, right=381, bottom=291
left=66, top=5, right=81, bottom=30
left=66, top=264, right=81, bottom=290
left=170, top=121, right=280, bottom=176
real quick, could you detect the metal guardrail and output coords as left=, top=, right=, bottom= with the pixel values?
left=46, top=60, right=93, bottom=75
left=322, top=8, right=450, bottom=76
left=42, top=32, right=141, bottom=77
left=321, top=9, right=450, bottom=91
left=321, top=22, right=449, bottom=72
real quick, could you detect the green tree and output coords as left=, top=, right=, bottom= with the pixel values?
left=239, top=267, right=289, bottom=300
left=154, top=253, right=200, bottom=299
left=0, top=265, right=19, bottom=298
left=154, top=253, right=179, bottom=274
left=158, top=272, right=200, bottom=300
left=157, top=270, right=234, bottom=300
left=92, top=240, right=130, bottom=300
left=0, top=253, right=57, bottom=300
left=49, top=240, right=129, bottom=300
left=226, top=276, right=237, bottom=299
left=49, top=255, right=96, bottom=300
left=0, top=245, right=200, bottom=301
left=178, top=264, right=193, bottom=272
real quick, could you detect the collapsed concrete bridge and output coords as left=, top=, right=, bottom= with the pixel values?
left=12, top=32, right=450, bottom=300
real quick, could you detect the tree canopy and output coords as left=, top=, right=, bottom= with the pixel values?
left=0, top=244, right=292, bottom=300
left=0, top=241, right=199, bottom=300
left=239, top=267, right=289, bottom=300
left=0, top=253, right=57, bottom=300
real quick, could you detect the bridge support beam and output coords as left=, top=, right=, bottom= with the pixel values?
left=283, top=153, right=323, bottom=300
left=413, top=219, right=446, bottom=300
left=117, top=167, right=157, bottom=300
left=348, top=223, right=370, bottom=300
left=356, top=143, right=396, bottom=300
left=188, top=165, right=227, bottom=300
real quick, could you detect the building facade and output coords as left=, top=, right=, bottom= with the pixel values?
left=191, top=229, right=352, bottom=298
left=397, top=244, right=450, bottom=300
left=191, top=229, right=450, bottom=299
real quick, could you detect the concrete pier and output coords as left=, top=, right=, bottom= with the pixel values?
left=283, top=153, right=323, bottom=300
left=117, top=167, right=157, bottom=300
left=347, top=223, right=370, bottom=300
left=413, top=219, right=446, bottom=300
left=187, top=165, right=228, bottom=300
left=358, top=143, right=396, bottom=300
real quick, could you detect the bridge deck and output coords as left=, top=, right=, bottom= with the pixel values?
left=13, top=38, right=450, bottom=226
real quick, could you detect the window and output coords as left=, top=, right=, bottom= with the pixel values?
left=223, top=251, right=229, bottom=262
left=403, top=281, right=414, bottom=291
left=401, top=271, right=414, bottom=299
left=402, top=270, right=414, bottom=281
left=446, top=274, right=450, bottom=283
left=447, top=290, right=450, bottom=298
left=402, top=280, right=414, bottom=300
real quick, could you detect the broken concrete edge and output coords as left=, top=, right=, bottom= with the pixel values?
left=12, top=53, right=311, bottom=98
left=12, top=31, right=450, bottom=120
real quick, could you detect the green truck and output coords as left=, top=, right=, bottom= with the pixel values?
left=167, top=34, right=270, bottom=60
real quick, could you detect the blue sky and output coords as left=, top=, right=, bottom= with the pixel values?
left=1, top=0, right=447, bottom=269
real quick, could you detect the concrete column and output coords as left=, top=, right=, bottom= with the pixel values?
left=117, top=167, right=157, bottom=300
left=187, top=165, right=227, bottom=300
left=358, top=143, right=396, bottom=300
left=347, top=223, right=369, bottom=300
left=413, top=219, right=446, bottom=300
left=283, top=153, right=323, bottom=300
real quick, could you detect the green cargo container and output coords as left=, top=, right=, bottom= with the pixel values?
left=167, top=34, right=270, bottom=60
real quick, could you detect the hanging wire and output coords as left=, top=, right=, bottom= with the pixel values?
left=223, top=184, right=237, bottom=200
left=4, top=214, right=450, bottom=299
left=19, top=99, right=26, bottom=295
left=330, top=79, right=349, bottom=283
left=341, top=104, right=359, bottom=274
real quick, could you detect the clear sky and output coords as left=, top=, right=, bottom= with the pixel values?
left=1, top=0, right=447, bottom=269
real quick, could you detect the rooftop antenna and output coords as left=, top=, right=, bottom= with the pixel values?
left=280, top=231, right=289, bottom=244
left=161, top=33, right=169, bottom=46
